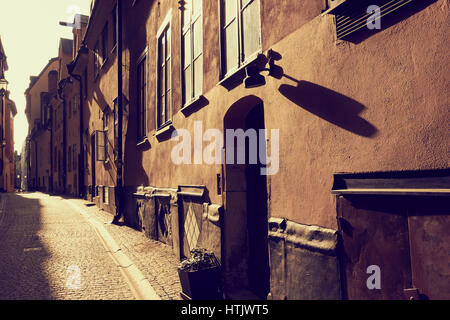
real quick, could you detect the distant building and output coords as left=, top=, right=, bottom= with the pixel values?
left=25, top=57, right=59, bottom=192
left=0, top=35, right=16, bottom=193
left=14, top=151, right=20, bottom=190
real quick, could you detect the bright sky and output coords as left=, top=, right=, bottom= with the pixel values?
left=0, top=0, right=91, bottom=153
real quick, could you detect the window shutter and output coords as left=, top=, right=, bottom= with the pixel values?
left=240, top=0, right=261, bottom=62
left=95, top=130, right=106, bottom=162
left=222, top=0, right=239, bottom=75
left=328, top=0, right=414, bottom=40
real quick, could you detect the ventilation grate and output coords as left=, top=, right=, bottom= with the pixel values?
left=328, top=0, right=415, bottom=40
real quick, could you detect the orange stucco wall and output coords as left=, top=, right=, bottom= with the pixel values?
left=122, top=0, right=449, bottom=229
left=26, top=58, right=59, bottom=191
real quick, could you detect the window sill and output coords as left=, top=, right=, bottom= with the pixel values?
left=154, top=122, right=174, bottom=139
left=180, top=95, right=208, bottom=116
left=217, top=52, right=262, bottom=90
left=136, top=136, right=149, bottom=147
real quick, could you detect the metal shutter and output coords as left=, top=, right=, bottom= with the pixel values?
left=327, top=0, right=414, bottom=40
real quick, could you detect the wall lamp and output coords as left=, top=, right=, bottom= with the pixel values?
left=244, top=49, right=280, bottom=89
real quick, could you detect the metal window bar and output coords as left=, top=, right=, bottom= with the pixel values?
left=333, top=0, right=414, bottom=40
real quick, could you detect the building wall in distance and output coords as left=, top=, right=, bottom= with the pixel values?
left=25, top=58, right=59, bottom=192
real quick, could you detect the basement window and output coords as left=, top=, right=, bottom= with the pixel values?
left=325, top=0, right=415, bottom=41
left=103, top=186, right=109, bottom=204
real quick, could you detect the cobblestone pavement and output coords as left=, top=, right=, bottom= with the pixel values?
left=67, top=197, right=183, bottom=300
left=0, top=192, right=135, bottom=300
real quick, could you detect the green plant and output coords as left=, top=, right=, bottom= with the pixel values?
left=178, top=248, right=220, bottom=272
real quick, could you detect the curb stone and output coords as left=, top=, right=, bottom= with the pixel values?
left=65, top=199, right=161, bottom=300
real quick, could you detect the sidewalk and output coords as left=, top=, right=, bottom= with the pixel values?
left=67, top=197, right=183, bottom=300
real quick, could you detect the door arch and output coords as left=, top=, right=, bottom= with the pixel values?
left=222, top=95, right=270, bottom=299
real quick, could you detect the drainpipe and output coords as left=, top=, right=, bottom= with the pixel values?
left=113, top=0, right=123, bottom=223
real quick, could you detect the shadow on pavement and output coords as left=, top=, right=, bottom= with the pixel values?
left=0, top=193, right=52, bottom=299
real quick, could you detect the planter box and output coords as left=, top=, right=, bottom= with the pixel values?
left=178, top=266, right=221, bottom=300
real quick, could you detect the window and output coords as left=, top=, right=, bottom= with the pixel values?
left=103, top=110, right=109, bottom=131
left=59, top=151, right=62, bottom=175
left=181, top=0, right=203, bottom=106
left=73, top=95, right=78, bottom=114
left=95, top=130, right=107, bottom=162
left=101, top=23, right=108, bottom=64
left=68, top=146, right=72, bottom=172
left=103, top=186, right=109, bottom=204
left=113, top=98, right=119, bottom=158
left=102, top=112, right=109, bottom=161
left=112, top=4, right=117, bottom=48
left=83, top=68, right=88, bottom=98
left=54, top=147, right=58, bottom=172
left=137, top=51, right=147, bottom=140
left=219, top=0, right=261, bottom=78
left=73, top=144, right=77, bottom=171
left=94, top=41, right=100, bottom=78
left=156, top=16, right=172, bottom=129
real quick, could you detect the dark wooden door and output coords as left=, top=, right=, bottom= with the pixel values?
left=338, top=195, right=450, bottom=300
left=338, top=195, right=412, bottom=299
left=407, top=196, right=450, bottom=300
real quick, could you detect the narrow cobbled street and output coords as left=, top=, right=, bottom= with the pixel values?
left=0, top=192, right=181, bottom=300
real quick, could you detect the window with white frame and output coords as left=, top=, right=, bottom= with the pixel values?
left=103, top=186, right=109, bottom=204
left=181, top=0, right=203, bottom=106
left=137, top=51, right=147, bottom=140
left=219, top=0, right=261, bottom=78
left=94, top=41, right=100, bottom=78
left=113, top=98, right=119, bottom=158
left=156, top=14, right=172, bottom=129
left=102, top=111, right=109, bottom=161
left=96, top=129, right=107, bottom=162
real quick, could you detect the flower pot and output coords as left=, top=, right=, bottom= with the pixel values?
left=178, top=266, right=221, bottom=300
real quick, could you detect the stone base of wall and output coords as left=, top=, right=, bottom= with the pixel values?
left=268, top=218, right=341, bottom=300
left=124, top=185, right=223, bottom=262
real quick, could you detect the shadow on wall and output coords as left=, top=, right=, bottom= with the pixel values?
left=279, top=78, right=378, bottom=138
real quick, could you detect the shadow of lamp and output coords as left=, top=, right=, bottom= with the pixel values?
left=244, top=49, right=281, bottom=88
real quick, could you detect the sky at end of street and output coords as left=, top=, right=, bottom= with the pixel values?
left=0, top=0, right=91, bottom=154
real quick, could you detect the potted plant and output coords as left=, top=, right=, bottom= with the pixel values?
left=178, top=247, right=221, bottom=300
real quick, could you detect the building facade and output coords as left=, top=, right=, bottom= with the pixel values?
left=27, top=0, right=449, bottom=300
left=25, top=57, right=59, bottom=192
left=0, top=35, right=16, bottom=193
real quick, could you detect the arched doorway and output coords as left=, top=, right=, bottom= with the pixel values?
left=222, top=96, right=270, bottom=299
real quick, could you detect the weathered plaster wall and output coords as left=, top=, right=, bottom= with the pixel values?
left=83, top=0, right=128, bottom=213
left=26, top=59, right=59, bottom=191
left=128, top=0, right=448, bottom=230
